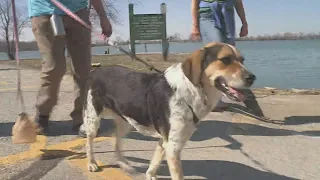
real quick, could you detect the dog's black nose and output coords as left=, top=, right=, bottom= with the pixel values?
left=245, top=73, right=256, bottom=84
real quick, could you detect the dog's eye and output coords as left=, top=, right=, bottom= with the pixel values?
left=238, top=57, right=244, bottom=64
left=219, top=57, right=232, bottom=65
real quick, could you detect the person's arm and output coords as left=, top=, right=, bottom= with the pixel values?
left=90, top=0, right=112, bottom=38
left=234, top=0, right=247, bottom=26
left=191, top=0, right=200, bottom=28
left=90, top=0, right=107, bottom=18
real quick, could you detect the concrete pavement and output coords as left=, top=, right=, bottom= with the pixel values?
left=0, top=63, right=319, bottom=180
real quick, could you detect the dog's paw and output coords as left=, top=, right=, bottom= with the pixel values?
left=117, top=160, right=135, bottom=173
left=88, top=162, right=99, bottom=172
left=146, top=173, right=157, bottom=180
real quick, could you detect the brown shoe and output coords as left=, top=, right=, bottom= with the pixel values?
left=34, top=112, right=49, bottom=135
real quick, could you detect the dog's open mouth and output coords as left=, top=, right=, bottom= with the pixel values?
left=214, top=77, right=245, bottom=102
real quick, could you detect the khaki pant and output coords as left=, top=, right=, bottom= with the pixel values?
left=31, top=8, right=91, bottom=126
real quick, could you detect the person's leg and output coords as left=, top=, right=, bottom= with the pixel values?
left=64, top=8, right=92, bottom=130
left=32, top=15, right=67, bottom=133
left=221, top=0, right=236, bottom=46
left=199, top=18, right=224, bottom=44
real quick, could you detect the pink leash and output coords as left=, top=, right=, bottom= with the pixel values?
left=11, top=0, right=25, bottom=112
left=49, top=0, right=270, bottom=121
left=50, top=0, right=107, bottom=40
left=50, top=0, right=162, bottom=73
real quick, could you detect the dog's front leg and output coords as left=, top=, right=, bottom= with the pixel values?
left=164, top=118, right=196, bottom=180
left=84, top=90, right=101, bottom=172
left=146, top=139, right=165, bottom=180
left=86, top=134, right=99, bottom=172
left=165, top=141, right=184, bottom=180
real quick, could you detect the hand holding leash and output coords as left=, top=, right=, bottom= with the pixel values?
left=51, top=0, right=162, bottom=73
left=100, top=16, right=112, bottom=39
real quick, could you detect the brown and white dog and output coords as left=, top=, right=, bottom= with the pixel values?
left=83, top=42, right=256, bottom=180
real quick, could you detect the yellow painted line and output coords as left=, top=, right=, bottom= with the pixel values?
left=29, top=135, right=47, bottom=153
left=0, top=81, right=8, bottom=85
left=0, top=86, right=38, bottom=92
left=0, top=135, right=47, bottom=165
left=0, top=136, right=132, bottom=179
left=48, top=137, right=132, bottom=179
left=0, top=136, right=109, bottom=165
left=67, top=158, right=132, bottom=180
left=46, top=137, right=110, bottom=151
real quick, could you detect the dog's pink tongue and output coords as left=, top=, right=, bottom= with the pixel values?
left=229, top=88, right=246, bottom=101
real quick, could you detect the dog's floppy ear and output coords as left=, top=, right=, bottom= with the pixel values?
left=182, top=42, right=225, bottom=86
left=182, top=48, right=208, bottom=86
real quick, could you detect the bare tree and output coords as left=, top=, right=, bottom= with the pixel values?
left=90, top=0, right=140, bottom=25
left=0, top=0, right=141, bottom=54
left=0, top=0, right=29, bottom=60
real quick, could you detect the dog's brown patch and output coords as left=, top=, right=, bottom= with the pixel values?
left=181, top=49, right=203, bottom=85
left=182, top=42, right=244, bottom=86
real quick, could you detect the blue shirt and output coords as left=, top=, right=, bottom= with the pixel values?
left=28, top=0, right=89, bottom=18
left=199, top=0, right=236, bottom=40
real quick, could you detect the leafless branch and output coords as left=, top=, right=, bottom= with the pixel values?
left=90, top=0, right=141, bottom=26
left=0, top=0, right=29, bottom=60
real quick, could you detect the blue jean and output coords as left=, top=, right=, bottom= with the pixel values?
left=199, top=18, right=235, bottom=45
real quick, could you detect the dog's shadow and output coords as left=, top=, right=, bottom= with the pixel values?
left=12, top=149, right=297, bottom=180
left=283, top=116, right=320, bottom=125
left=126, top=117, right=320, bottom=145
left=1, top=116, right=320, bottom=139
left=121, top=156, right=298, bottom=180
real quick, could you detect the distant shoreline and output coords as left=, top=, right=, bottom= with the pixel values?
left=0, top=38, right=319, bottom=53
left=0, top=53, right=319, bottom=92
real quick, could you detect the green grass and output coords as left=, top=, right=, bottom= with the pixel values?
left=0, top=53, right=187, bottom=73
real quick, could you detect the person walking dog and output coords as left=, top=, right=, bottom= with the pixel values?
left=28, top=0, right=112, bottom=135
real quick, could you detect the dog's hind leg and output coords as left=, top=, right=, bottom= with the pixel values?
left=146, top=138, right=165, bottom=180
left=84, top=90, right=102, bottom=172
left=112, top=116, right=133, bottom=171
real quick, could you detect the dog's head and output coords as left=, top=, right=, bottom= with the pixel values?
left=182, top=42, right=256, bottom=101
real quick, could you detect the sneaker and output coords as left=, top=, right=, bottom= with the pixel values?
left=34, top=113, right=49, bottom=135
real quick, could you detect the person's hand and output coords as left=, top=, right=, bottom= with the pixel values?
left=239, top=23, right=248, bottom=37
left=191, top=25, right=201, bottom=41
left=100, top=16, right=112, bottom=39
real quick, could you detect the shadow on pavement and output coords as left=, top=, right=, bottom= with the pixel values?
left=7, top=149, right=83, bottom=180
left=283, top=116, right=320, bottom=125
left=0, top=118, right=115, bottom=137
left=7, top=147, right=299, bottom=180
left=241, top=89, right=266, bottom=117
left=126, top=118, right=320, bottom=143
left=126, top=156, right=298, bottom=180
left=1, top=116, right=320, bottom=139
left=8, top=157, right=64, bottom=180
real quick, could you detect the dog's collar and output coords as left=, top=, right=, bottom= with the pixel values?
left=184, top=100, right=200, bottom=125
